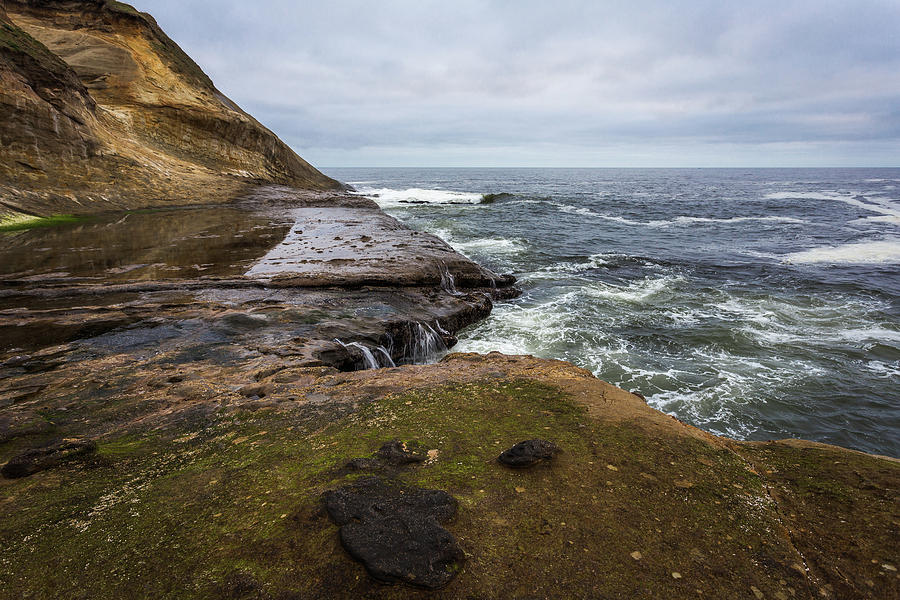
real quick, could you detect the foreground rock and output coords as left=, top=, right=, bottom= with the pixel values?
left=1, top=353, right=896, bottom=599
left=323, top=476, right=464, bottom=589
left=497, top=439, right=559, bottom=468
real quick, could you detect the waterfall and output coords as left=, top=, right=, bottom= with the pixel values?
left=439, top=264, right=461, bottom=296
left=334, top=339, right=382, bottom=370
left=404, top=321, right=448, bottom=364
left=374, top=345, right=396, bottom=368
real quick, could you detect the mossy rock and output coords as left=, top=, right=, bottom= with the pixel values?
left=0, top=357, right=897, bottom=599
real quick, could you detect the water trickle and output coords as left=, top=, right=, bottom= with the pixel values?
left=439, top=264, right=461, bottom=296
left=334, top=339, right=381, bottom=370
left=374, top=345, right=396, bottom=367
left=403, top=321, right=448, bottom=364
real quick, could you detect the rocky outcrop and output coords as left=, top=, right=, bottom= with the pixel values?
left=0, top=0, right=341, bottom=217
left=1, top=3, right=897, bottom=599
left=0, top=352, right=897, bottom=598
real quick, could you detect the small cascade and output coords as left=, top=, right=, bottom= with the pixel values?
left=374, top=345, right=396, bottom=367
left=433, top=320, right=451, bottom=336
left=334, top=339, right=381, bottom=370
left=439, top=264, right=462, bottom=296
left=404, top=321, right=448, bottom=364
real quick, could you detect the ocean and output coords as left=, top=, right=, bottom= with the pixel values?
left=324, top=167, right=900, bottom=457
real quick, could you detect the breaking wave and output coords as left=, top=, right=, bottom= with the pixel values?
left=784, top=239, right=900, bottom=264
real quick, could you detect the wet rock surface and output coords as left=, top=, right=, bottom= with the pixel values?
left=498, top=439, right=560, bottom=468
left=322, top=476, right=464, bottom=589
left=0, top=193, right=516, bottom=378
left=1, top=438, right=96, bottom=478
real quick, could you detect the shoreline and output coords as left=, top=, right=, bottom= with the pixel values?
left=2, top=2, right=897, bottom=596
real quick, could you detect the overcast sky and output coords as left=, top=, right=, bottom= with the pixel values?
left=137, top=0, right=900, bottom=167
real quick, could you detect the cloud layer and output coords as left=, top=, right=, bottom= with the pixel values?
left=137, top=0, right=900, bottom=166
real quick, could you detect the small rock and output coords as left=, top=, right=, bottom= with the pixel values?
left=630, top=551, right=642, bottom=560
left=322, top=476, right=463, bottom=589
left=1, top=439, right=97, bottom=479
left=344, top=457, right=382, bottom=471
left=376, top=440, right=426, bottom=465
left=238, top=383, right=269, bottom=398
left=672, top=572, right=682, bottom=579
left=883, top=563, right=897, bottom=572
left=750, top=585, right=764, bottom=599
left=497, top=439, right=559, bottom=468
left=344, top=441, right=427, bottom=472
left=606, top=464, right=618, bottom=471
left=2, top=355, right=30, bottom=368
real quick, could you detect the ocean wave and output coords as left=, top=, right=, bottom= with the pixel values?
left=353, top=186, right=484, bottom=208
left=430, top=227, right=525, bottom=257
left=866, top=360, right=900, bottom=378
left=581, top=274, right=684, bottom=304
left=554, top=203, right=806, bottom=227
left=521, top=253, right=616, bottom=280
left=783, top=239, right=900, bottom=264
left=766, top=191, right=900, bottom=224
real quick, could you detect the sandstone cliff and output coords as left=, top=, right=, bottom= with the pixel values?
left=0, top=0, right=341, bottom=217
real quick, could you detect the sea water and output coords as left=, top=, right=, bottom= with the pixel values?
left=324, top=167, right=900, bottom=457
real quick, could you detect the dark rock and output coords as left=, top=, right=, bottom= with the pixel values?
left=498, top=439, right=559, bottom=468
left=1, top=439, right=97, bottom=479
left=1, top=355, right=30, bottom=368
left=375, top=440, right=426, bottom=465
left=322, top=476, right=463, bottom=589
left=343, top=440, right=426, bottom=473
left=344, top=457, right=382, bottom=471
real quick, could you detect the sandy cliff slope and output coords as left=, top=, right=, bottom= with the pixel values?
left=0, top=0, right=341, bottom=216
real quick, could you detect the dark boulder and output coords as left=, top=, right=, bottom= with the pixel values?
left=375, top=440, right=426, bottom=465
left=343, top=440, right=426, bottom=473
left=498, top=439, right=559, bottom=468
left=1, top=439, right=97, bottom=479
left=322, top=476, right=463, bottom=589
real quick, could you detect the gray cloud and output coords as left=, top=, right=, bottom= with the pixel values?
left=135, top=0, right=900, bottom=166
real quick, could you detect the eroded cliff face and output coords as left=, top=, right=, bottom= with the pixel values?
left=0, top=0, right=341, bottom=216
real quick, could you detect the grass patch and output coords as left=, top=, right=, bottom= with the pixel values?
left=0, top=214, right=88, bottom=232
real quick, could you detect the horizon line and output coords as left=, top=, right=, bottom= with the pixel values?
left=320, top=165, right=900, bottom=170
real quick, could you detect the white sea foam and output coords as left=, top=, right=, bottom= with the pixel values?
left=783, top=239, right=900, bottom=264
left=430, top=227, right=525, bottom=257
left=555, top=203, right=806, bottom=227
left=523, top=253, right=611, bottom=279
left=582, top=274, right=684, bottom=304
left=866, top=360, right=900, bottom=378
left=354, top=186, right=483, bottom=209
left=766, top=191, right=900, bottom=223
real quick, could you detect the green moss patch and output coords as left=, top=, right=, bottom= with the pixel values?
left=0, top=213, right=88, bottom=232
left=0, top=378, right=895, bottom=598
